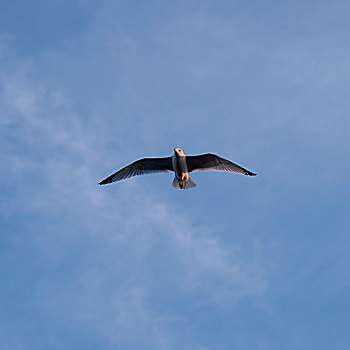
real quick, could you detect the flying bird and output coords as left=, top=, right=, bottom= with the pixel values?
left=99, top=148, right=256, bottom=190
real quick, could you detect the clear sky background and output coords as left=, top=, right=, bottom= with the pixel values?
left=1, top=1, right=349, bottom=349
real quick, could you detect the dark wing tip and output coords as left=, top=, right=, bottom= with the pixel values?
left=245, top=171, right=257, bottom=176
left=98, top=179, right=110, bottom=185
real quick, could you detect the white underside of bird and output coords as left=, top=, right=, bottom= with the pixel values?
left=99, top=148, right=257, bottom=190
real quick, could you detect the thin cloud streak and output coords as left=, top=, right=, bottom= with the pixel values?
left=2, top=1, right=350, bottom=349
left=0, top=48, right=266, bottom=349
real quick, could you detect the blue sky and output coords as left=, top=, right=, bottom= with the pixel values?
left=1, top=0, right=349, bottom=349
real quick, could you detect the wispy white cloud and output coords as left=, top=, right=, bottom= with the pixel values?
left=3, top=2, right=349, bottom=349
left=0, top=42, right=266, bottom=349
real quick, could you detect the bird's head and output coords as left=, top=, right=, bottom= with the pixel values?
left=174, top=148, right=185, bottom=157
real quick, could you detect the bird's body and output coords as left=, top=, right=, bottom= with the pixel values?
left=172, top=149, right=191, bottom=189
left=99, top=148, right=256, bottom=190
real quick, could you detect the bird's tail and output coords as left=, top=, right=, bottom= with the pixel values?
left=172, top=177, right=197, bottom=190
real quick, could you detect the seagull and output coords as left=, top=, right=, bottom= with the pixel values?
left=99, top=148, right=257, bottom=190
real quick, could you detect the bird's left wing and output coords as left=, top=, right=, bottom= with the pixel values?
left=99, top=157, right=173, bottom=185
left=186, top=153, right=256, bottom=176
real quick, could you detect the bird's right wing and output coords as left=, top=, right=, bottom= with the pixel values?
left=99, top=157, right=173, bottom=185
left=186, top=153, right=256, bottom=176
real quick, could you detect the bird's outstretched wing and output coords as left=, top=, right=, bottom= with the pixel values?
left=186, top=153, right=256, bottom=176
left=99, top=157, right=173, bottom=185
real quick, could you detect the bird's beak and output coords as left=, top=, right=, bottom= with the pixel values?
left=173, top=148, right=176, bottom=152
